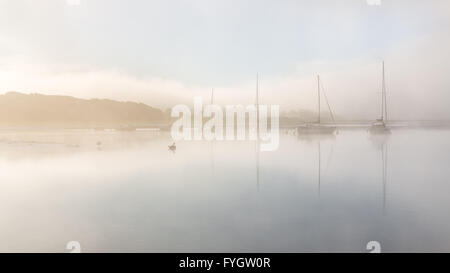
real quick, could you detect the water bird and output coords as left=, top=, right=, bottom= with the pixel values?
left=168, top=142, right=176, bottom=151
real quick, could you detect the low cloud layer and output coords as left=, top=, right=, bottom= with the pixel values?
left=2, top=32, right=449, bottom=121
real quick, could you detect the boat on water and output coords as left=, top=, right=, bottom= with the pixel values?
left=369, top=119, right=390, bottom=134
left=297, top=75, right=337, bottom=135
left=369, top=62, right=391, bottom=135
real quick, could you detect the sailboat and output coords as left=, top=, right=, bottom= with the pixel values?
left=369, top=62, right=391, bottom=134
left=297, top=75, right=337, bottom=134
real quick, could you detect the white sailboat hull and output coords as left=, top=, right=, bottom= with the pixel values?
left=369, top=121, right=391, bottom=134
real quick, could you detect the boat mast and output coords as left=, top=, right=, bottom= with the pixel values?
left=256, top=73, right=259, bottom=134
left=317, top=75, right=321, bottom=124
left=380, top=61, right=387, bottom=122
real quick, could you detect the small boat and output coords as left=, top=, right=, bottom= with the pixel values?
left=168, top=142, right=176, bottom=151
left=369, top=119, right=390, bottom=134
left=369, top=62, right=391, bottom=134
left=297, top=75, right=337, bottom=135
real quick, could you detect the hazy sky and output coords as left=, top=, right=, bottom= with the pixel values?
left=1, top=0, right=449, bottom=120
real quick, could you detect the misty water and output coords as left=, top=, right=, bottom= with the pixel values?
left=1, top=128, right=450, bottom=252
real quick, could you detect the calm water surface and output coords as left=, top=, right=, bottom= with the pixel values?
left=0, top=128, right=450, bottom=252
